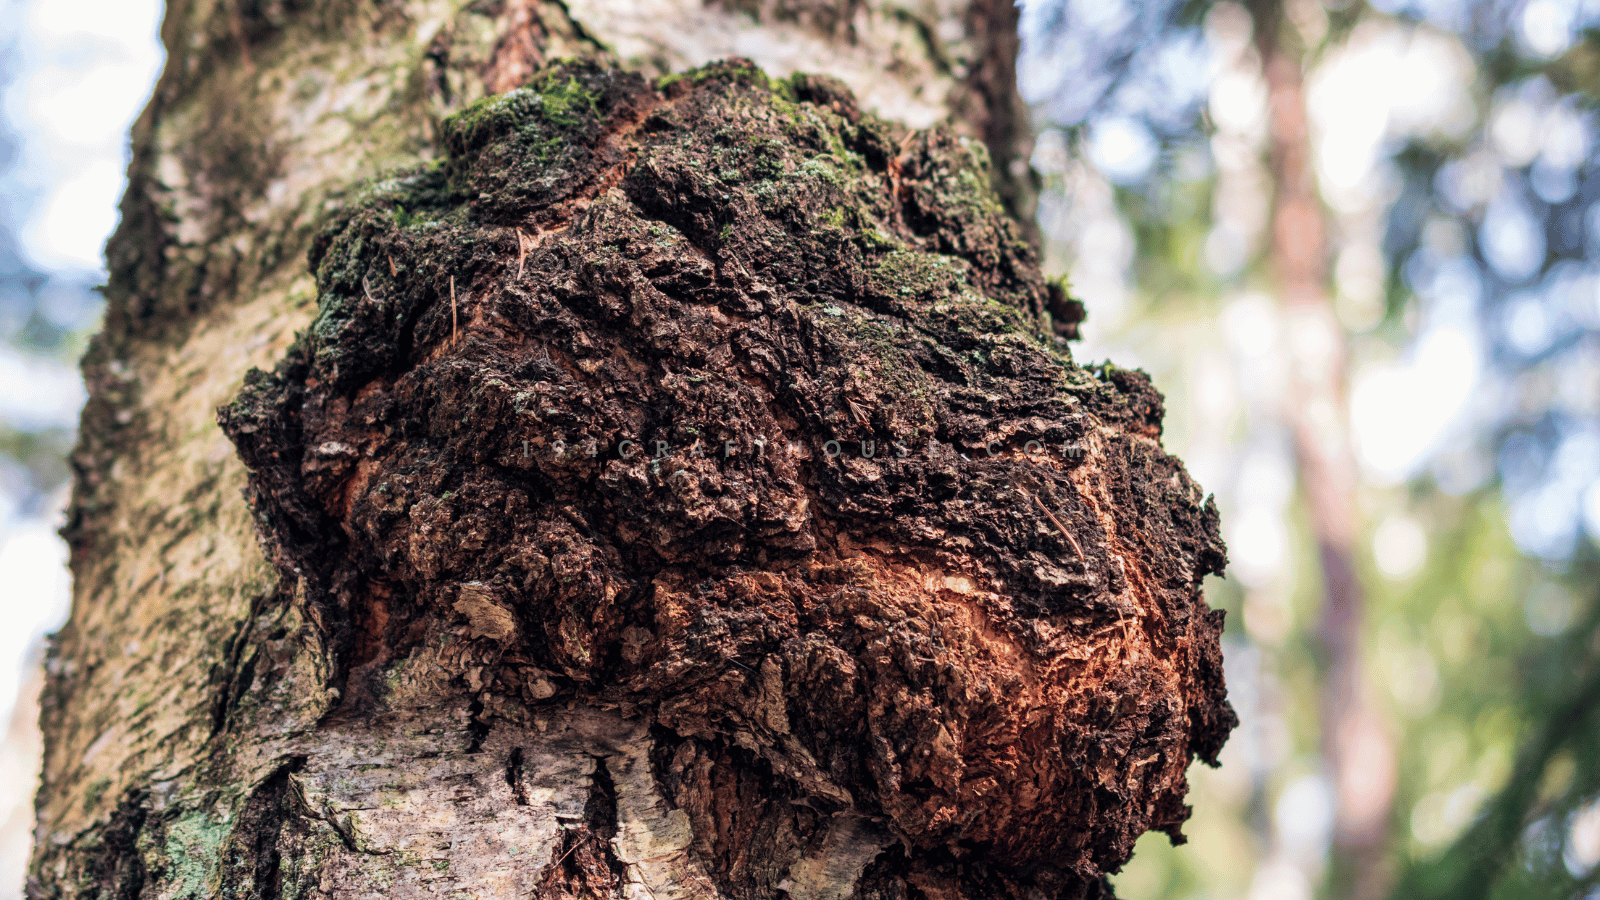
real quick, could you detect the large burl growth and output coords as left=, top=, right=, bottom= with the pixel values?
left=221, top=61, right=1234, bottom=898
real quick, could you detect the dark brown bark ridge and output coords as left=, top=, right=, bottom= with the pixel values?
left=218, top=60, right=1234, bottom=899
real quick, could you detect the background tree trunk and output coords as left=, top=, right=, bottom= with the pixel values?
left=1246, top=3, right=1397, bottom=898
left=30, top=3, right=1231, bottom=899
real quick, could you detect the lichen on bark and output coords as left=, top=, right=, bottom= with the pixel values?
left=218, top=58, right=1234, bottom=898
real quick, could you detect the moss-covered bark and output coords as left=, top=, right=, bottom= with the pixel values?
left=35, top=4, right=1227, bottom=900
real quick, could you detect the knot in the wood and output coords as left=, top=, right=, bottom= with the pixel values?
left=221, top=58, right=1235, bottom=892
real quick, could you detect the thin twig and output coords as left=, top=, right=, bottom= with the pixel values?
left=516, top=229, right=527, bottom=280
left=450, top=275, right=458, bottom=341
left=1028, top=489, right=1083, bottom=558
left=387, top=254, right=396, bottom=278
left=227, top=4, right=254, bottom=76
left=549, top=830, right=585, bottom=871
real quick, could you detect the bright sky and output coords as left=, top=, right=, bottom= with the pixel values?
left=6, top=0, right=163, bottom=271
left=0, top=3, right=162, bottom=893
left=0, top=1, right=163, bottom=854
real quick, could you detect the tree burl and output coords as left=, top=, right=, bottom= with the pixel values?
left=220, top=59, right=1235, bottom=898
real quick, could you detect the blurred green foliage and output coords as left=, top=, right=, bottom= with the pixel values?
left=1021, top=1, right=1600, bottom=898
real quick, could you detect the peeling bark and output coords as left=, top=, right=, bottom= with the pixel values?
left=35, top=4, right=1228, bottom=900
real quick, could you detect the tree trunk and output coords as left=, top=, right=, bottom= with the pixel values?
left=32, top=4, right=1233, bottom=899
left=1247, top=3, right=1396, bottom=898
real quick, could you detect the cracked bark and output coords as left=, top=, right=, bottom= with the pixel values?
left=34, top=3, right=1229, bottom=899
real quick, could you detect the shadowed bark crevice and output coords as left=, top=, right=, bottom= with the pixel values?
left=217, top=759, right=310, bottom=900
left=529, top=754, right=631, bottom=899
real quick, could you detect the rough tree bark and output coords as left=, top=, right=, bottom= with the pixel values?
left=33, top=3, right=1233, bottom=899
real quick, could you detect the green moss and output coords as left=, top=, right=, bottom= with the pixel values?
left=290, top=53, right=1053, bottom=454
left=444, top=70, right=594, bottom=142
left=441, top=91, right=521, bottom=152
left=868, top=250, right=963, bottom=302
left=81, top=777, right=110, bottom=816
left=529, top=74, right=600, bottom=128
left=796, top=157, right=847, bottom=189
left=163, top=810, right=232, bottom=900
left=774, top=74, right=804, bottom=103
left=750, top=147, right=787, bottom=180
left=862, top=228, right=899, bottom=250
left=920, top=134, right=1011, bottom=228
left=657, top=58, right=776, bottom=95
left=437, top=63, right=609, bottom=196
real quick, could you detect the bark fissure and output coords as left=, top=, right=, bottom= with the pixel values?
left=532, top=754, right=629, bottom=898
left=508, top=746, right=532, bottom=805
